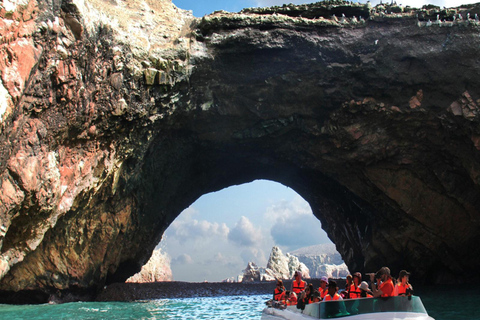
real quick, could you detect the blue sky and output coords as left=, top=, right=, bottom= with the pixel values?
left=162, top=0, right=480, bottom=282
left=161, top=180, right=332, bottom=282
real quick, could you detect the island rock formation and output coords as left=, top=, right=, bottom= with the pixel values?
left=291, top=244, right=349, bottom=279
left=1, top=0, right=480, bottom=303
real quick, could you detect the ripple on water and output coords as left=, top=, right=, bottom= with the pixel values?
left=0, top=294, right=270, bottom=320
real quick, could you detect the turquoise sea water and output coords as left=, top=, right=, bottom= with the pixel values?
left=0, top=286, right=478, bottom=320
left=0, top=295, right=269, bottom=320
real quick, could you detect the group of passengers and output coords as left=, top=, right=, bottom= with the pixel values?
left=274, top=267, right=413, bottom=307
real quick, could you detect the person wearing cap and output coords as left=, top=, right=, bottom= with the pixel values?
left=324, top=280, right=343, bottom=301
left=318, top=276, right=329, bottom=299
left=395, top=270, right=413, bottom=297
left=291, top=271, right=307, bottom=295
left=369, top=267, right=395, bottom=298
left=349, top=272, right=362, bottom=299
left=359, top=281, right=373, bottom=298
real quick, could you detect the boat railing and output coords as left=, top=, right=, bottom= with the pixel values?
left=302, top=296, right=429, bottom=319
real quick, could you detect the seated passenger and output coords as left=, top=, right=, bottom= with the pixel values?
left=284, top=290, right=297, bottom=306
left=274, top=279, right=285, bottom=301
left=395, top=270, right=414, bottom=297
left=304, top=283, right=316, bottom=304
left=349, top=272, right=362, bottom=299
left=359, top=281, right=373, bottom=298
left=342, top=275, right=352, bottom=299
left=312, top=290, right=321, bottom=303
left=369, top=267, right=395, bottom=298
left=291, top=271, right=307, bottom=295
left=297, top=284, right=313, bottom=310
left=318, top=276, right=329, bottom=300
left=324, top=280, right=343, bottom=301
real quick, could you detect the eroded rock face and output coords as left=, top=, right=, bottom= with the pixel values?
left=0, top=0, right=480, bottom=302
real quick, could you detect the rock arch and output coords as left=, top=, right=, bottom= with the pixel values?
left=0, top=0, right=480, bottom=302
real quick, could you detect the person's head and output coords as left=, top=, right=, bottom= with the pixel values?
left=328, top=280, right=337, bottom=295
left=307, top=283, right=314, bottom=295
left=277, top=279, right=284, bottom=287
left=375, top=267, right=391, bottom=282
left=320, top=276, right=328, bottom=288
left=290, top=291, right=297, bottom=299
left=359, top=281, right=370, bottom=292
left=346, top=274, right=353, bottom=285
left=312, top=290, right=321, bottom=302
left=353, top=272, right=362, bottom=285
left=294, top=271, right=302, bottom=280
left=398, top=270, right=410, bottom=284
left=284, top=290, right=290, bottom=299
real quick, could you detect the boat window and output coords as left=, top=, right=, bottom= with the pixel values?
left=317, top=296, right=428, bottom=319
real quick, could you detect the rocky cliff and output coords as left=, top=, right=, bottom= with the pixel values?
left=1, top=0, right=480, bottom=303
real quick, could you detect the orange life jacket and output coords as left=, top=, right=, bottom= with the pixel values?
left=274, top=287, right=285, bottom=301
left=396, top=283, right=411, bottom=296
left=292, top=280, right=306, bottom=294
left=318, top=287, right=328, bottom=299
left=379, top=279, right=395, bottom=297
left=349, top=284, right=361, bottom=299
left=324, top=293, right=341, bottom=301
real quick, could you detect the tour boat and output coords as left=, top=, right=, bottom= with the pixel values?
left=262, top=296, right=434, bottom=320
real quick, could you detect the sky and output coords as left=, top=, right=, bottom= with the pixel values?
left=162, top=0, right=480, bottom=282
left=161, top=180, right=332, bottom=282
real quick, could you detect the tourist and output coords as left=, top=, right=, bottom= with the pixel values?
left=349, top=272, right=362, bottom=299
left=283, top=290, right=297, bottom=306
left=395, top=270, right=413, bottom=297
left=318, top=276, right=329, bottom=299
left=291, top=271, right=307, bottom=295
left=369, top=267, right=395, bottom=298
left=324, top=280, right=343, bottom=301
left=359, top=281, right=373, bottom=298
left=342, top=274, right=352, bottom=299
left=297, top=283, right=314, bottom=310
left=312, top=290, right=321, bottom=302
left=274, top=279, right=285, bottom=301
left=350, top=281, right=373, bottom=315
left=304, top=283, right=316, bottom=304
left=323, top=280, right=348, bottom=317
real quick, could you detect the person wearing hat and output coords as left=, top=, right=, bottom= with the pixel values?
left=349, top=272, right=362, bottom=299
left=369, top=267, right=394, bottom=298
left=324, top=280, right=343, bottom=301
left=395, top=270, right=414, bottom=297
left=359, top=281, right=373, bottom=298
left=318, top=276, right=329, bottom=300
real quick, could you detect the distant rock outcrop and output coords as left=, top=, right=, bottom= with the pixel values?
left=291, top=244, right=349, bottom=279
left=126, top=248, right=172, bottom=283
left=263, top=246, right=310, bottom=281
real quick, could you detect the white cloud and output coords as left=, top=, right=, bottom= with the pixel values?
left=172, top=253, right=193, bottom=265
left=264, top=195, right=311, bottom=223
left=166, top=207, right=229, bottom=244
left=228, top=216, right=263, bottom=247
left=240, top=247, right=268, bottom=266
left=263, top=195, right=331, bottom=250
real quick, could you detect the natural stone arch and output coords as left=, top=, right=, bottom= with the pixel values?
left=0, top=0, right=480, bottom=303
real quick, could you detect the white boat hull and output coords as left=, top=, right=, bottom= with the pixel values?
left=262, top=296, right=434, bottom=320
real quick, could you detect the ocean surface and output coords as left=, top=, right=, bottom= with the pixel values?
left=0, top=285, right=478, bottom=320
